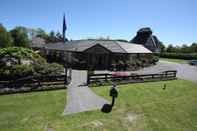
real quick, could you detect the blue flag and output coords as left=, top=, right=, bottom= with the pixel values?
left=63, top=14, right=67, bottom=41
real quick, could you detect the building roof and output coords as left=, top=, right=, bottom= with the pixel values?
left=30, top=39, right=152, bottom=54
left=130, top=27, right=161, bottom=53
left=29, top=37, right=46, bottom=48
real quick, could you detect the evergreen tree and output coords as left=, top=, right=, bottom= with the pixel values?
left=0, top=24, right=13, bottom=48
left=10, top=26, right=29, bottom=47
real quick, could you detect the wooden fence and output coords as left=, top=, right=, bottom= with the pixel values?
left=87, top=70, right=177, bottom=84
left=0, top=75, right=68, bottom=94
left=0, top=75, right=68, bottom=88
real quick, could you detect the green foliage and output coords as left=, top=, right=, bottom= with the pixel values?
left=10, top=26, right=29, bottom=47
left=33, top=63, right=64, bottom=76
left=0, top=47, right=64, bottom=77
left=45, top=31, right=64, bottom=43
left=0, top=47, right=46, bottom=77
left=191, top=42, right=197, bottom=52
left=0, top=24, right=13, bottom=47
left=159, top=52, right=197, bottom=60
left=166, top=44, right=175, bottom=52
left=159, top=58, right=187, bottom=64
left=0, top=47, right=46, bottom=64
left=0, top=64, right=34, bottom=78
left=159, top=42, right=166, bottom=53
left=10, top=64, right=34, bottom=77
left=152, top=55, right=159, bottom=63
left=35, top=28, right=49, bottom=39
left=166, top=43, right=197, bottom=53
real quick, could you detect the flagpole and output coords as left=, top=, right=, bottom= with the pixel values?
left=63, top=13, right=66, bottom=42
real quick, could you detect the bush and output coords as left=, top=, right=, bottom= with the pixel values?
left=152, top=55, right=159, bottom=63
left=0, top=47, right=46, bottom=64
left=159, top=53, right=197, bottom=60
left=11, top=64, right=34, bottom=77
left=33, top=63, right=64, bottom=76
left=0, top=64, right=34, bottom=78
left=0, top=47, right=64, bottom=78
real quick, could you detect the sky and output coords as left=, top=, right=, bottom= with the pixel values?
left=0, top=0, right=197, bottom=46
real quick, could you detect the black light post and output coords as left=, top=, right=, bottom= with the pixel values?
left=101, top=83, right=118, bottom=113
left=64, top=64, right=67, bottom=85
left=110, top=83, right=118, bottom=107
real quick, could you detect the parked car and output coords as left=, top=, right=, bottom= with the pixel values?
left=188, top=60, right=197, bottom=65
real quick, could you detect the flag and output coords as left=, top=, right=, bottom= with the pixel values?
left=63, top=13, right=67, bottom=41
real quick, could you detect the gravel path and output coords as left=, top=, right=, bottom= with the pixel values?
left=63, top=70, right=109, bottom=115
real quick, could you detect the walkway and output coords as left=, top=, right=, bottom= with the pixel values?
left=63, top=70, right=109, bottom=115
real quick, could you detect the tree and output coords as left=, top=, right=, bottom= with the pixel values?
left=45, top=31, right=56, bottom=42
left=190, top=43, right=197, bottom=53
left=0, top=24, right=13, bottom=48
left=36, top=28, right=49, bottom=39
left=45, top=31, right=66, bottom=43
left=166, top=44, right=175, bottom=52
left=159, top=42, right=166, bottom=53
left=181, top=44, right=190, bottom=53
left=10, top=26, right=29, bottom=47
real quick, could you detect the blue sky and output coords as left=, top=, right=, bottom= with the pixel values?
left=0, top=0, right=197, bottom=45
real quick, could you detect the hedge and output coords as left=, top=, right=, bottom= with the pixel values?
left=158, top=53, right=197, bottom=60
left=0, top=85, right=66, bottom=95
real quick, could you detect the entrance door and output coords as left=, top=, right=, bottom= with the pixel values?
left=84, top=44, right=111, bottom=70
left=96, top=54, right=108, bottom=69
left=87, top=54, right=108, bottom=70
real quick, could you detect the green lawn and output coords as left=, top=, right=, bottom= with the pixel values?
left=160, top=58, right=188, bottom=64
left=0, top=80, right=197, bottom=131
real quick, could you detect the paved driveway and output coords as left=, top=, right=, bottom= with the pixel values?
left=63, top=70, right=109, bottom=115
left=131, top=60, right=197, bottom=82
left=160, top=61, right=197, bottom=82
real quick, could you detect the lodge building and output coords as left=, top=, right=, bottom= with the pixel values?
left=30, top=39, right=154, bottom=70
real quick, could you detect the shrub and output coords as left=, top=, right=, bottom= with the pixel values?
left=0, top=47, right=46, bottom=64
left=11, top=64, right=34, bottom=77
left=0, top=64, right=34, bottom=77
left=33, top=63, right=64, bottom=76
left=152, top=55, right=159, bottom=63
left=159, top=53, right=197, bottom=60
left=0, top=47, right=46, bottom=78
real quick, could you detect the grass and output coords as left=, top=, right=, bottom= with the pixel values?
left=0, top=80, right=197, bottom=131
left=92, top=79, right=197, bottom=131
left=159, top=58, right=188, bottom=64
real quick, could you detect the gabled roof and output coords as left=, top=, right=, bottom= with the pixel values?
left=29, top=37, right=46, bottom=48
left=30, top=39, right=152, bottom=54
left=116, top=41, right=152, bottom=53
left=130, top=27, right=161, bottom=53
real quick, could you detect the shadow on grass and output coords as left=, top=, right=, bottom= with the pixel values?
left=101, top=104, right=112, bottom=113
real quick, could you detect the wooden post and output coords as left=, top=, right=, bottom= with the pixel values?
left=87, top=73, right=90, bottom=85
left=64, top=64, right=67, bottom=85
left=105, top=74, right=107, bottom=82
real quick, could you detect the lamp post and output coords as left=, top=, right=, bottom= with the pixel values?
left=110, top=83, right=118, bottom=107
left=101, top=83, right=118, bottom=113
